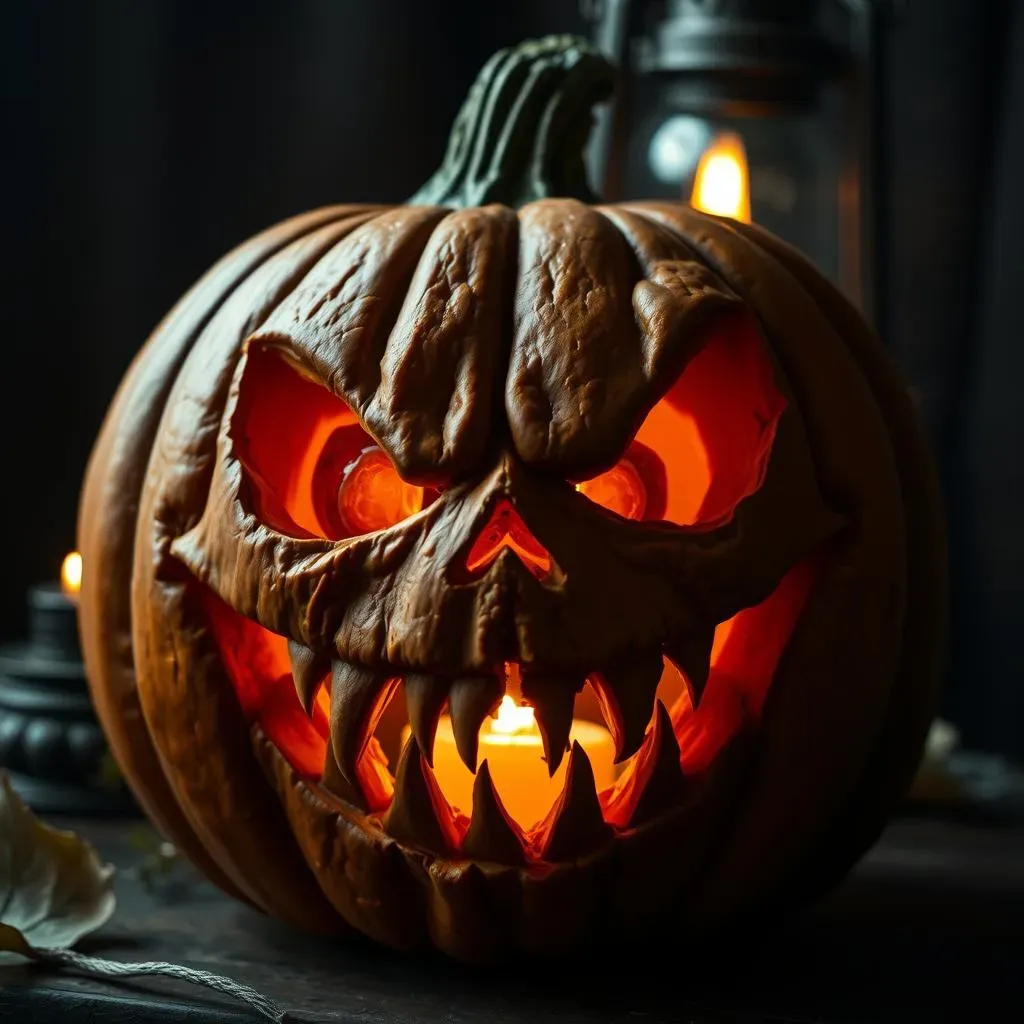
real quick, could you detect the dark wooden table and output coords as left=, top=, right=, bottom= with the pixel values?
left=2, top=813, right=1023, bottom=1023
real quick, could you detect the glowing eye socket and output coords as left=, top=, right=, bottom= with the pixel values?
left=234, top=348, right=434, bottom=540
left=337, top=448, right=424, bottom=535
left=577, top=459, right=647, bottom=520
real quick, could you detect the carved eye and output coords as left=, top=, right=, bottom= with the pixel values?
left=579, top=310, right=786, bottom=528
left=232, top=346, right=426, bottom=539
left=638, top=310, right=785, bottom=528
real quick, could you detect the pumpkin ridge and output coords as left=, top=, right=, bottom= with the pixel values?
left=248, top=206, right=456, bottom=472
left=78, top=204, right=374, bottom=907
left=733, top=221, right=946, bottom=904
left=507, top=199, right=648, bottom=474
left=631, top=205, right=908, bottom=928
left=129, top=213, right=385, bottom=927
left=362, top=205, right=519, bottom=483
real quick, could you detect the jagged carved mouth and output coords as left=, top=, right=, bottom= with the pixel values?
left=322, top=655, right=705, bottom=860
left=197, top=557, right=817, bottom=865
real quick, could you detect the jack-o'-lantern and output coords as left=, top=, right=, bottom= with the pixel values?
left=77, top=37, right=945, bottom=961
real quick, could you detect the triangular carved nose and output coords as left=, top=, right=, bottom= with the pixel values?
left=465, top=499, right=552, bottom=579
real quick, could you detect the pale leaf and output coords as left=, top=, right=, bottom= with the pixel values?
left=0, top=771, right=115, bottom=958
left=0, top=778, right=285, bottom=1019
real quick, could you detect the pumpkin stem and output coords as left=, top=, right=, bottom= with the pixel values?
left=409, top=35, right=614, bottom=209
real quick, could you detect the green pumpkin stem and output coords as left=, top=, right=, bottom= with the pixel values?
left=409, top=35, right=614, bottom=210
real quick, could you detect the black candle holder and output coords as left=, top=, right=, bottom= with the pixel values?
left=0, top=579, right=138, bottom=816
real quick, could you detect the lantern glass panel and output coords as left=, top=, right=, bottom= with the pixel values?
left=626, top=78, right=847, bottom=288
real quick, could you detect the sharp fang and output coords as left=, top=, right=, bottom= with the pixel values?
left=321, top=739, right=368, bottom=811
left=329, top=660, right=394, bottom=791
left=665, top=621, right=715, bottom=705
left=461, top=761, right=526, bottom=865
left=288, top=640, right=329, bottom=717
left=626, top=701, right=687, bottom=828
left=403, top=674, right=449, bottom=766
left=519, top=668, right=581, bottom=776
left=448, top=674, right=504, bottom=774
left=593, top=650, right=663, bottom=763
left=384, top=735, right=457, bottom=856
left=537, top=741, right=612, bottom=862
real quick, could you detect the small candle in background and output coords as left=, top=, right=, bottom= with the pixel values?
left=24, top=552, right=83, bottom=660
left=0, top=549, right=135, bottom=815
left=61, top=551, right=83, bottom=602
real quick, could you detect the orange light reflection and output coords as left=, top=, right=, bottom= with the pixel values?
left=338, top=448, right=423, bottom=535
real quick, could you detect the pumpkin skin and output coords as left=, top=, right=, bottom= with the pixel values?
left=77, top=37, right=945, bottom=960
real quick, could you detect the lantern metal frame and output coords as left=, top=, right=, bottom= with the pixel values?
left=584, top=0, right=894, bottom=323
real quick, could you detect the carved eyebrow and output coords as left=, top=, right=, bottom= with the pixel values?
left=506, top=201, right=744, bottom=477
left=246, top=206, right=517, bottom=488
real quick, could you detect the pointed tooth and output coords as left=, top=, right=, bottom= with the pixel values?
left=626, top=701, right=688, bottom=828
left=461, top=761, right=526, bottom=865
left=448, top=674, right=504, bottom=773
left=384, top=736, right=457, bottom=856
left=403, top=674, right=449, bottom=766
left=538, top=741, right=613, bottom=862
left=321, top=741, right=368, bottom=811
left=666, top=621, right=715, bottom=705
left=329, top=660, right=395, bottom=791
left=594, top=650, right=663, bottom=763
left=288, top=640, right=329, bottom=717
left=519, top=669, right=580, bottom=776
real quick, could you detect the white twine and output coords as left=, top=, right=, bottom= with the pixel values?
left=28, top=946, right=289, bottom=1022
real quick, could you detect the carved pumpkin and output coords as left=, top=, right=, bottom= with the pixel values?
left=78, top=37, right=945, bottom=960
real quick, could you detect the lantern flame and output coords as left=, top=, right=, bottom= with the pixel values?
left=691, top=131, right=752, bottom=224
left=61, top=551, right=83, bottom=597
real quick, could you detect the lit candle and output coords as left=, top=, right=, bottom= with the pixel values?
left=20, top=552, right=84, bottom=661
left=690, top=131, right=752, bottom=223
left=61, top=551, right=83, bottom=603
left=416, top=696, right=617, bottom=829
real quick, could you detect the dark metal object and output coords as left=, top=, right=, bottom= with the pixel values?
left=637, top=0, right=844, bottom=108
left=584, top=0, right=889, bottom=322
left=0, top=583, right=137, bottom=816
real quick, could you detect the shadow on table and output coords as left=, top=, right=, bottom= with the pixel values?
left=6, top=815, right=1023, bottom=1023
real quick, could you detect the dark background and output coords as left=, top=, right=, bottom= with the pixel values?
left=3, top=0, right=1022, bottom=758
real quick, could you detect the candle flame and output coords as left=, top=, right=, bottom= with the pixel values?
left=61, top=551, right=83, bottom=596
left=489, top=695, right=539, bottom=737
left=691, top=131, right=751, bottom=223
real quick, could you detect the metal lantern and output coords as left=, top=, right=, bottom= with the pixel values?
left=586, top=0, right=888, bottom=321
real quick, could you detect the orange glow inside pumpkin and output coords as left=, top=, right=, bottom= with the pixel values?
left=199, top=554, right=816, bottom=841
left=637, top=308, right=784, bottom=526
left=197, top=585, right=396, bottom=810
left=465, top=499, right=552, bottom=579
left=337, top=447, right=423, bottom=535
left=207, top=310, right=816, bottom=844
left=577, top=459, right=647, bottom=519
left=573, top=308, right=785, bottom=528
left=232, top=345, right=425, bottom=540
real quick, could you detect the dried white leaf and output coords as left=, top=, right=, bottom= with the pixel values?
left=0, top=775, right=285, bottom=1019
left=0, top=771, right=116, bottom=958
